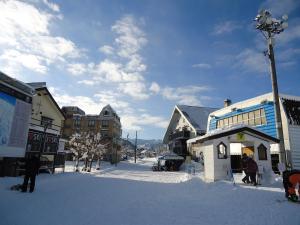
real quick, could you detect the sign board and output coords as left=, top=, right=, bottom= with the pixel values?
left=0, top=91, right=31, bottom=157
left=236, top=132, right=246, bottom=141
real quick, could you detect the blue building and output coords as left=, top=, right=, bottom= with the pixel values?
left=207, top=93, right=300, bottom=171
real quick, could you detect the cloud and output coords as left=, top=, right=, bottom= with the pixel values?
left=161, top=85, right=211, bottom=106
left=234, top=48, right=268, bottom=74
left=149, top=82, right=160, bottom=94
left=192, top=63, right=212, bottom=69
left=112, top=15, right=147, bottom=59
left=0, top=49, right=47, bottom=74
left=212, top=21, right=242, bottom=35
left=259, top=0, right=300, bottom=16
left=42, top=0, right=60, bottom=12
left=0, top=0, right=81, bottom=76
left=69, top=14, right=150, bottom=100
left=67, top=63, right=88, bottom=75
left=121, top=114, right=168, bottom=131
left=277, top=24, right=300, bottom=45
left=49, top=87, right=167, bottom=131
left=118, top=82, right=149, bottom=100
left=99, top=45, right=114, bottom=55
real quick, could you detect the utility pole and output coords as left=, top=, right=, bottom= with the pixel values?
left=134, top=131, right=137, bottom=163
left=254, top=10, right=288, bottom=166
left=267, top=34, right=287, bottom=166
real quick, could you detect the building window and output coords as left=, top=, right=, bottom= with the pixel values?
left=104, top=110, right=109, bottom=116
left=101, top=120, right=109, bottom=128
left=101, top=130, right=109, bottom=137
left=41, top=116, right=53, bottom=129
left=217, top=142, right=227, bottom=159
left=257, top=144, right=267, bottom=160
left=216, top=108, right=267, bottom=129
left=74, top=119, right=80, bottom=127
left=88, top=120, right=95, bottom=127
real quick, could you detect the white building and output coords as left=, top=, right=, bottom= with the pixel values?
left=205, top=93, right=300, bottom=171
left=163, top=105, right=217, bottom=157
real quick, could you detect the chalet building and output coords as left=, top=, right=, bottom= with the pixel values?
left=0, top=72, right=33, bottom=176
left=61, top=104, right=122, bottom=162
left=163, top=105, right=218, bottom=158
left=26, top=82, right=66, bottom=173
left=206, top=93, right=300, bottom=171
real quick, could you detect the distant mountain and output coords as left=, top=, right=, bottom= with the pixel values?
left=128, top=138, right=163, bottom=150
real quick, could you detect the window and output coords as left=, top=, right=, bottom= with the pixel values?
left=88, top=120, right=95, bottom=127
left=104, top=110, right=109, bottom=116
left=224, top=118, right=229, bottom=127
left=242, top=113, right=249, bottom=125
left=237, top=114, right=243, bottom=123
left=101, top=120, right=109, bottom=128
left=233, top=115, right=237, bottom=124
left=260, top=109, right=266, bottom=125
left=257, top=144, right=267, bottom=160
left=249, top=111, right=255, bottom=125
left=101, top=130, right=109, bottom=137
left=217, top=142, right=227, bottom=159
left=74, top=119, right=80, bottom=127
left=41, top=116, right=53, bottom=129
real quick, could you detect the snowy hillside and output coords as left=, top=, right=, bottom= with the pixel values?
left=0, top=159, right=299, bottom=225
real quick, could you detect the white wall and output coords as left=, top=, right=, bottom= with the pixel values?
left=289, top=125, right=300, bottom=169
left=213, top=138, right=231, bottom=181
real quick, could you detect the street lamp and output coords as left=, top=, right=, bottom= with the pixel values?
left=254, top=10, right=288, bottom=166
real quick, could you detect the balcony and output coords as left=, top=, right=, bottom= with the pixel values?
left=169, top=130, right=190, bottom=141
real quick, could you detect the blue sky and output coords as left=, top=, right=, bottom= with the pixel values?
left=0, top=0, right=300, bottom=139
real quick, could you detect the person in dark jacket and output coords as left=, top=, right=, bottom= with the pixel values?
left=246, top=157, right=258, bottom=186
left=241, top=153, right=250, bottom=184
left=22, top=155, right=40, bottom=193
left=282, top=170, right=300, bottom=202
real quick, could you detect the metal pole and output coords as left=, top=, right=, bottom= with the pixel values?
left=267, top=33, right=287, bottom=166
left=134, top=131, right=137, bottom=163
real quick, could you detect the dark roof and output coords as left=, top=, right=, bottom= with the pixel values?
left=177, top=105, right=218, bottom=133
left=0, top=71, right=34, bottom=96
left=192, top=125, right=279, bottom=143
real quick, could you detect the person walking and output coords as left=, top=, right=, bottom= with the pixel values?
left=246, top=156, right=258, bottom=186
left=241, top=153, right=250, bottom=184
left=22, top=154, right=40, bottom=193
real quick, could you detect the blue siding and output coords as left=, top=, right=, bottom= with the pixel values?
left=209, top=102, right=277, bottom=138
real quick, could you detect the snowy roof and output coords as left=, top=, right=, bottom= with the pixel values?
left=0, top=71, right=34, bottom=96
left=187, top=124, right=279, bottom=144
left=176, top=105, right=218, bottom=133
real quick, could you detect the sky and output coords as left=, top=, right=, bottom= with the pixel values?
left=0, top=0, right=300, bottom=140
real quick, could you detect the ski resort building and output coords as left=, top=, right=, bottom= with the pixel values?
left=163, top=105, right=218, bottom=158
left=203, top=93, right=300, bottom=171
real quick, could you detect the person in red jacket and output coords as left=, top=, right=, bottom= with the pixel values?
left=246, top=157, right=258, bottom=186
left=283, top=170, right=300, bottom=202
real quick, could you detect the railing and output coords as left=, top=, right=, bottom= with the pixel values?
left=169, top=130, right=190, bottom=141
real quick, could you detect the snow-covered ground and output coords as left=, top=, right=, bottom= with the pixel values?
left=0, top=158, right=299, bottom=225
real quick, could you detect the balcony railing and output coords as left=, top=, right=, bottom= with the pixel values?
left=169, top=130, right=190, bottom=141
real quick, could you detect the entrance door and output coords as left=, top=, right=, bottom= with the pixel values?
left=242, top=146, right=254, bottom=157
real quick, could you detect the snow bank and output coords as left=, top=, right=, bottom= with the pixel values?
left=0, top=158, right=299, bottom=225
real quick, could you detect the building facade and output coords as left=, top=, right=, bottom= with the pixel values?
left=207, top=93, right=300, bottom=170
left=61, top=104, right=122, bottom=162
left=163, top=105, right=218, bottom=158
left=26, top=82, right=65, bottom=173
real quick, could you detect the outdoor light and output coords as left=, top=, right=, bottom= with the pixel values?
left=255, top=10, right=288, bottom=34
left=254, top=10, right=288, bottom=166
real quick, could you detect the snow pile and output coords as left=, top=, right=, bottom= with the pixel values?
left=0, top=158, right=299, bottom=225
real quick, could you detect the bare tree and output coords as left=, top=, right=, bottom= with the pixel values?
left=68, top=132, right=108, bottom=172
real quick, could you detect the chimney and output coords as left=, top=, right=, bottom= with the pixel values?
left=224, top=99, right=232, bottom=107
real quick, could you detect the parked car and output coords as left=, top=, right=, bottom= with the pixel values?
left=152, top=153, right=184, bottom=171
